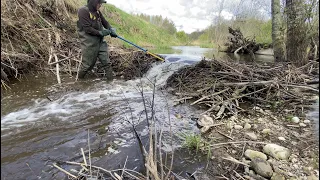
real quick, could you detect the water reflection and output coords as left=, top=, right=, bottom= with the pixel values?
left=155, top=46, right=274, bottom=63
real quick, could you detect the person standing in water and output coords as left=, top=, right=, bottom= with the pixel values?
left=77, top=0, right=118, bottom=80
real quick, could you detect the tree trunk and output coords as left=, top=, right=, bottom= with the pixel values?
left=286, top=0, right=309, bottom=66
left=272, top=0, right=286, bottom=61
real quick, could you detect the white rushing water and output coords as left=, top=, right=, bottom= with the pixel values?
left=0, top=55, right=201, bottom=131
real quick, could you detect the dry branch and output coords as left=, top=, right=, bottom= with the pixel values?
left=166, top=59, right=319, bottom=117
left=1, top=0, right=161, bottom=83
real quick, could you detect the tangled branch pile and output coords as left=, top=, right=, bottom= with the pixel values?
left=166, top=59, right=319, bottom=119
left=222, top=27, right=260, bottom=55
left=1, top=0, right=161, bottom=84
left=1, top=0, right=81, bottom=78
left=109, top=49, right=159, bottom=80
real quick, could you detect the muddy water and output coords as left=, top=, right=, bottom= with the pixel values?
left=1, top=46, right=317, bottom=180
left=1, top=48, right=211, bottom=179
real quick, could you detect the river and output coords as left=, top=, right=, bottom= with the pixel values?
left=1, top=46, right=317, bottom=179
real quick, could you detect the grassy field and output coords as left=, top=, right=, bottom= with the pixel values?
left=64, top=0, right=183, bottom=48
left=100, top=4, right=182, bottom=48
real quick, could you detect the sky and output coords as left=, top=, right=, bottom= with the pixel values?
left=106, top=0, right=237, bottom=34
left=105, top=0, right=271, bottom=34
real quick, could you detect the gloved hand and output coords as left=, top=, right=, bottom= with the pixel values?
left=110, top=29, right=118, bottom=38
left=99, top=29, right=111, bottom=36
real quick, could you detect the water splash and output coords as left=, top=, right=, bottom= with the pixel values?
left=1, top=57, right=200, bottom=131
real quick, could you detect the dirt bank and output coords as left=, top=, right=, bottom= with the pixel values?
left=1, top=0, right=160, bottom=84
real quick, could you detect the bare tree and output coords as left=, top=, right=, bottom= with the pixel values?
left=272, top=0, right=286, bottom=61
left=286, top=0, right=309, bottom=66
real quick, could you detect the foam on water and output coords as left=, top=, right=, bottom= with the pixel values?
left=1, top=57, right=200, bottom=131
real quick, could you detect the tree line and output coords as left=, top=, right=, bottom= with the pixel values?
left=134, top=13, right=190, bottom=44
left=135, top=14, right=177, bottom=34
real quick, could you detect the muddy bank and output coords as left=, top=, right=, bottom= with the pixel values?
left=1, top=0, right=161, bottom=84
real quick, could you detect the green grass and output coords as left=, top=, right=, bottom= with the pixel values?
left=182, top=133, right=202, bottom=152
left=255, top=20, right=272, bottom=45
left=100, top=4, right=182, bottom=48
left=179, top=132, right=212, bottom=160
left=65, top=0, right=183, bottom=48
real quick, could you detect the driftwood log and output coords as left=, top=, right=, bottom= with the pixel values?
left=222, top=27, right=260, bottom=56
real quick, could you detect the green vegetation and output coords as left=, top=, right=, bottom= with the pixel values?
left=188, top=18, right=272, bottom=48
left=68, top=0, right=184, bottom=48
left=175, top=31, right=189, bottom=44
left=182, top=133, right=202, bottom=152
left=100, top=4, right=183, bottom=48
left=180, top=132, right=212, bottom=160
left=135, top=14, right=177, bottom=34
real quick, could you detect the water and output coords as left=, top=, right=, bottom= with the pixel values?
left=1, top=47, right=206, bottom=179
left=161, top=46, right=274, bottom=63
left=1, top=46, right=317, bottom=179
left=308, top=98, right=319, bottom=141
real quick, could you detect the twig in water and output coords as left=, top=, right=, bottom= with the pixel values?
left=54, top=53, right=61, bottom=84
left=120, top=156, right=128, bottom=179
left=26, top=163, right=40, bottom=179
left=76, top=56, right=82, bottom=81
left=81, top=148, right=87, bottom=166
left=114, top=172, right=122, bottom=180
left=88, top=129, right=92, bottom=177
left=53, top=163, right=77, bottom=179
left=163, top=91, right=174, bottom=180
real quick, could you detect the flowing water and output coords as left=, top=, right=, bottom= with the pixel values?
left=1, top=46, right=317, bottom=179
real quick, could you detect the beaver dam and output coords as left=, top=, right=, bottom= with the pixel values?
left=166, top=59, right=319, bottom=118
left=2, top=55, right=319, bottom=180
left=1, top=0, right=320, bottom=180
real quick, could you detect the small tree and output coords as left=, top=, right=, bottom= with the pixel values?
left=176, top=31, right=189, bottom=44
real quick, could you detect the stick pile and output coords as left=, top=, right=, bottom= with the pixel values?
left=166, top=59, right=319, bottom=118
left=109, top=49, right=160, bottom=80
left=1, top=0, right=161, bottom=85
left=223, top=27, right=260, bottom=56
left=1, top=0, right=81, bottom=80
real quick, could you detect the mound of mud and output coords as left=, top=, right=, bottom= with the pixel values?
left=166, top=59, right=319, bottom=118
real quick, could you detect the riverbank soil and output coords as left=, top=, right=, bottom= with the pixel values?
left=166, top=59, right=319, bottom=179
left=1, top=0, right=161, bottom=84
